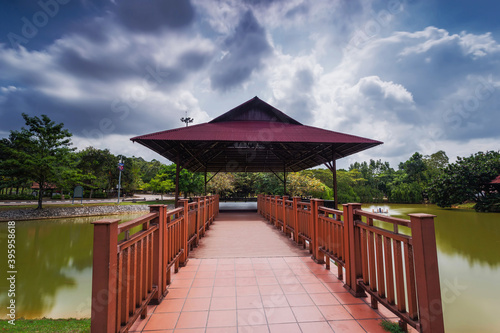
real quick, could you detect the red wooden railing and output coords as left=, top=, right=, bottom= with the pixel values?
left=91, top=195, right=219, bottom=333
left=258, top=195, right=444, bottom=333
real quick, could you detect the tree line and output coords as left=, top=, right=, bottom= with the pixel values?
left=1, top=114, right=499, bottom=211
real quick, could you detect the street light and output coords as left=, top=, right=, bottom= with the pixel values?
left=180, top=116, right=194, bottom=127
left=117, top=156, right=124, bottom=204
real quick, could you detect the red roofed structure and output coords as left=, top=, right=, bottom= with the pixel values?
left=131, top=97, right=382, bottom=206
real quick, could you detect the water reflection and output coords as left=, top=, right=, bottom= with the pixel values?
left=0, top=214, right=143, bottom=319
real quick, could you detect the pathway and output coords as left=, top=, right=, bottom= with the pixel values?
left=129, top=212, right=401, bottom=333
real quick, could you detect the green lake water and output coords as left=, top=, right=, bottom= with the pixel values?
left=0, top=206, right=499, bottom=332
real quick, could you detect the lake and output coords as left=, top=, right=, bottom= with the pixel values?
left=0, top=205, right=499, bottom=332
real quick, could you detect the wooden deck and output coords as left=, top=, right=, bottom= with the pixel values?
left=128, top=212, right=402, bottom=333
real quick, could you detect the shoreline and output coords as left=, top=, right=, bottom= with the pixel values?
left=0, top=204, right=156, bottom=222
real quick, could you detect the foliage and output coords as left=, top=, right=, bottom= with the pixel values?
left=286, top=172, right=331, bottom=199
left=1, top=114, right=76, bottom=209
left=207, top=173, right=235, bottom=196
left=146, top=170, right=175, bottom=200
left=379, top=320, right=405, bottom=333
left=0, top=318, right=90, bottom=332
left=427, top=151, right=500, bottom=210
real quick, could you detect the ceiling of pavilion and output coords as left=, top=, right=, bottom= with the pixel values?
left=130, top=97, right=382, bottom=173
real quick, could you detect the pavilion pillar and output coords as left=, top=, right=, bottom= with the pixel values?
left=204, top=168, right=207, bottom=196
left=175, top=156, right=180, bottom=208
left=333, top=159, right=338, bottom=209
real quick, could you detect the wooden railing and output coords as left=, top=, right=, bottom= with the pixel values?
left=257, top=195, right=444, bottom=333
left=91, top=195, right=219, bottom=333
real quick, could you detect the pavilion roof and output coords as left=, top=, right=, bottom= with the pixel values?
left=131, top=97, right=382, bottom=172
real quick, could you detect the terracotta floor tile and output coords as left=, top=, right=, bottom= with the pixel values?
left=217, top=270, right=236, bottom=278
left=236, top=270, right=256, bottom=277
left=187, top=287, right=213, bottom=298
left=218, top=258, right=235, bottom=265
left=299, top=321, right=334, bottom=333
left=173, top=329, right=203, bottom=333
left=309, top=293, right=340, bottom=306
left=316, top=274, right=342, bottom=283
left=167, top=288, right=190, bottom=299
left=144, top=312, right=180, bottom=330
left=328, top=319, right=366, bottom=333
left=258, top=285, right=283, bottom=296
left=296, top=275, right=320, bottom=284
left=237, top=308, right=267, bottom=326
left=236, top=277, right=258, bottom=286
left=238, top=324, right=270, bottom=333
left=344, top=304, right=381, bottom=319
left=252, top=258, right=269, bottom=264
left=197, top=265, right=217, bottom=272
left=207, top=309, right=237, bottom=327
left=181, top=265, right=199, bottom=272
left=215, top=278, right=236, bottom=287
left=191, top=278, right=214, bottom=288
left=257, top=276, right=279, bottom=286
left=213, top=286, right=236, bottom=297
left=357, top=319, right=389, bottom=333
left=175, top=271, right=197, bottom=280
left=237, top=295, right=263, bottom=309
left=291, top=305, right=325, bottom=322
left=206, top=327, right=237, bottom=333
left=273, top=269, right=294, bottom=277
left=182, top=298, right=211, bottom=311
left=175, top=311, right=208, bottom=329
left=235, top=258, right=252, bottom=265
left=261, top=294, right=289, bottom=308
left=170, top=279, right=193, bottom=289
left=302, top=282, right=330, bottom=294
left=318, top=305, right=353, bottom=320
left=155, top=298, right=185, bottom=313
left=253, top=263, right=272, bottom=270
left=264, top=307, right=296, bottom=324
left=284, top=257, right=305, bottom=263
left=218, top=264, right=236, bottom=271
left=280, top=283, right=306, bottom=294
left=276, top=276, right=299, bottom=285
left=254, top=269, right=275, bottom=277
left=285, top=293, right=314, bottom=307
left=237, top=285, right=260, bottom=296
left=210, top=296, right=237, bottom=310
left=268, top=322, right=301, bottom=333
left=195, top=270, right=216, bottom=279
left=333, top=292, right=366, bottom=305
left=324, top=282, right=347, bottom=293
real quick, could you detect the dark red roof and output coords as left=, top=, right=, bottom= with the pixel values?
left=490, top=175, right=500, bottom=184
left=131, top=97, right=382, bottom=172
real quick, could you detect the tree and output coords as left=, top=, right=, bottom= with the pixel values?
left=146, top=173, right=174, bottom=200
left=77, top=147, right=117, bottom=197
left=207, top=173, right=235, bottom=197
left=427, top=151, right=500, bottom=211
left=3, top=114, right=75, bottom=209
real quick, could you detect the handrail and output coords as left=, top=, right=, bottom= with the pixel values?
left=91, top=195, right=220, bottom=333
left=257, top=194, right=444, bottom=333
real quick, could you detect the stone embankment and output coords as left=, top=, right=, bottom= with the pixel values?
left=0, top=204, right=163, bottom=222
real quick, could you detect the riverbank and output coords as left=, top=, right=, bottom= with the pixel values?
left=0, top=204, right=153, bottom=222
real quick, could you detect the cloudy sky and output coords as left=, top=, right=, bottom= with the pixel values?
left=1, top=0, right=499, bottom=169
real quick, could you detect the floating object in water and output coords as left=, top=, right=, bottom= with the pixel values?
left=372, top=207, right=389, bottom=214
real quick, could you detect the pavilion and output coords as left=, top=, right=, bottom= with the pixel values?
left=131, top=96, right=382, bottom=207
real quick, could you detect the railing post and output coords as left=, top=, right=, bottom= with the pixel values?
left=409, top=214, right=445, bottom=333
left=149, top=205, right=166, bottom=304
left=343, top=203, right=365, bottom=297
left=91, top=219, right=119, bottom=333
left=196, top=197, right=201, bottom=243
left=180, top=199, right=189, bottom=267
left=311, top=199, right=324, bottom=264
left=274, top=195, right=280, bottom=228
left=293, top=197, right=301, bottom=244
left=282, top=196, right=289, bottom=237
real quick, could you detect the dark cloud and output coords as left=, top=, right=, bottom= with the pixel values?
left=210, top=10, right=271, bottom=91
left=114, top=0, right=195, bottom=32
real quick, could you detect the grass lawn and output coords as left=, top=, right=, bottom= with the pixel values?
left=0, top=318, right=90, bottom=332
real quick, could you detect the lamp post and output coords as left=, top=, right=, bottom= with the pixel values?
left=117, top=157, right=124, bottom=204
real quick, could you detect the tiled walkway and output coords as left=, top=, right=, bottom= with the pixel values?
left=129, top=212, right=399, bottom=333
